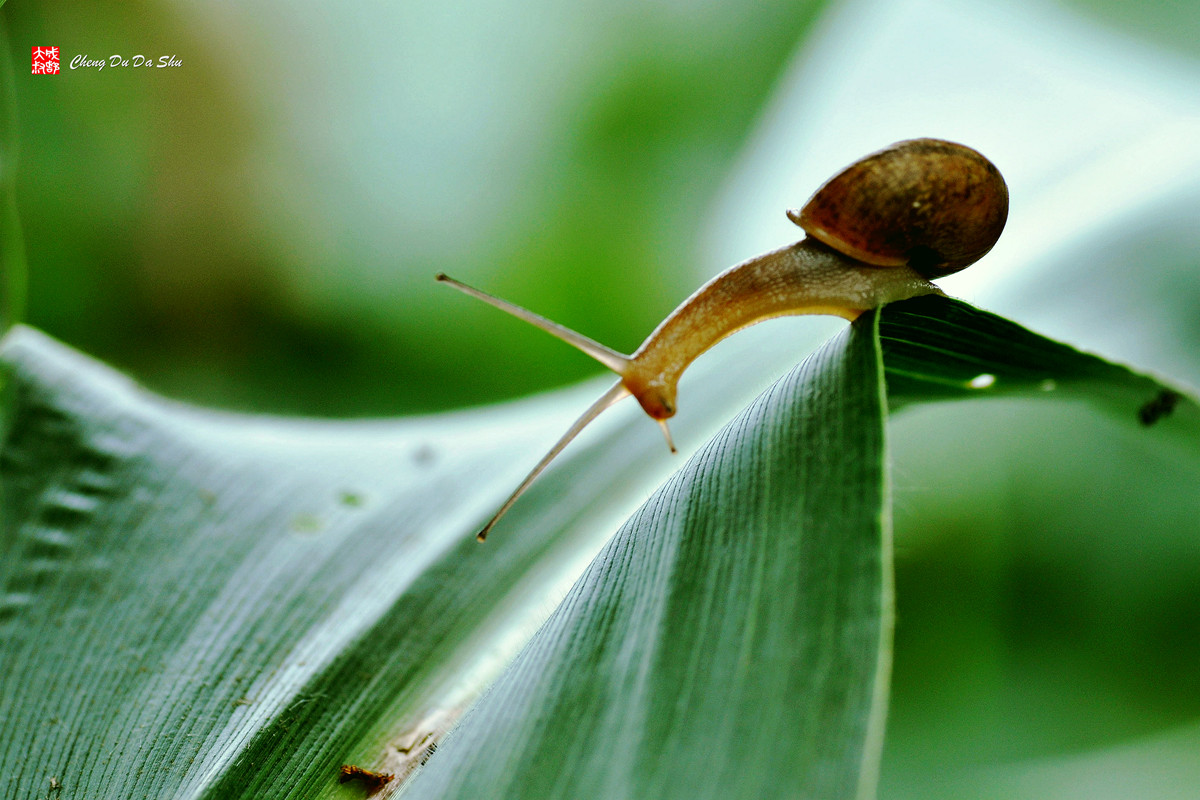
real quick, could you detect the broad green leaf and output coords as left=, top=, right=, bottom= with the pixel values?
left=400, top=296, right=1200, bottom=800
left=0, top=316, right=850, bottom=800
left=880, top=295, right=1199, bottom=440
left=402, top=312, right=892, bottom=800
left=2, top=300, right=1195, bottom=799
left=0, top=324, right=681, bottom=799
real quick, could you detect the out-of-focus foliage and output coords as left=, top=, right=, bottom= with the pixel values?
left=1061, top=0, right=1200, bottom=59
left=0, top=19, right=24, bottom=333
left=0, top=0, right=826, bottom=415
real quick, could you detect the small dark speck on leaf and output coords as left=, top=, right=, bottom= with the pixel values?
left=338, top=764, right=394, bottom=795
left=412, top=444, right=436, bottom=466
left=1138, top=390, right=1181, bottom=426
left=339, top=491, right=366, bottom=507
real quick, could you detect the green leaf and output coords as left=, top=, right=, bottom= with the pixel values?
left=3, top=295, right=1195, bottom=800
left=880, top=295, right=1199, bottom=441
left=0, top=325, right=679, bottom=799
left=402, top=314, right=892, bottom=800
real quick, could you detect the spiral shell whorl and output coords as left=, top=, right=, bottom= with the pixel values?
left=788, top=138, right=1009, bottom=279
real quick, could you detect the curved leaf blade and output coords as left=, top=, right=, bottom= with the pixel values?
left=880, top=295, right=1199, bottom=441
left=402, top=314, right=892, bottom=800
left=0, top=325, right=679, bottom=800
left=4, top=293, right=1195, bottom=800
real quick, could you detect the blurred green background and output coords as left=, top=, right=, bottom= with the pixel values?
left=3, top=0, right=1200, bottom=797
left=2, top=0, right=826, bottom=416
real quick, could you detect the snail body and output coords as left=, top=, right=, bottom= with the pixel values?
left=438, top=138, right=1008, bottom=540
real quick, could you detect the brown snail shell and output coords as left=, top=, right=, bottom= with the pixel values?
left=787, top=138, right=1009, bottom=279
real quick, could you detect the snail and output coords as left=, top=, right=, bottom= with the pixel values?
left=439, top=138, right=1008, bottom=541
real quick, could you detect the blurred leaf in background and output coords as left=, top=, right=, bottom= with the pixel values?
left=0, top=18, right=26, bottom=334
left=1, top=0, right=827, bottom=415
